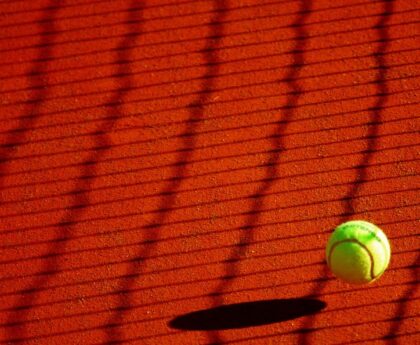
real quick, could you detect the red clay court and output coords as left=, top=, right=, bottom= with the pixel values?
left=0, top=0, right=419, bottom=344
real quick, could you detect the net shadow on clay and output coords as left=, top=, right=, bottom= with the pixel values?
left=102, top=1, right=227, bottom=344
left=2, top=1, right=65, bottom=343
left=206, top=0, right=313, bottom=343
left=3, top=0, right=144, bottom=344
left=297, top=1, right=397, bottom=343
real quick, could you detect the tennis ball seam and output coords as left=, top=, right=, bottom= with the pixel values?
left=328, top=239, right=375, bottom=281
left=338, top=222, right=390, bottom=265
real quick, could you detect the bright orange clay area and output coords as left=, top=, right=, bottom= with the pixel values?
left=0, top=0, right=419, bottom=344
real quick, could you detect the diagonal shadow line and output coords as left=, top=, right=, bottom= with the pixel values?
left=6, top=289, right=419, bottom=336
left=0, top=3, right=63, bottom=341
left=2, top=243, right=419, bottom=315
left=0, top=0, right=194, bottom=16
left=2, top=238, right=419, bottom=322
left=0, top=0, right=292, bottom=30
left=3, top=1, right=144, bottom=344
left=0, top=235, right=417, bottom=312
left=207, top=1, right=312, bottom=344
left=0, top=281, right=409, bottom=344
left=1, top=112, right=417, bottom=189
left=0, top=148, right=416, bottom=221
left=0, top=191, right=416, bottom=268
left=2, top=0, right=405, bottom=54
left=0, top=0, right=209, bottom=15
left=6, top=191, right=418, bottom=252
left=0, top=187, right=418, bottom=281
left=1, top=0, right=63, bottom=341
left=13, top=306, right=419, bottom=345
left=1, top=161, right=416, bottom=255
left=0, top=0, right=316, bottom=41
left=3, top=266, right=420, bottom=333
left=1, top=151, right=417, bottom=237
left=2, top=75, right=418, bottom=157
left=383, top=252, right=419, bottom=343
left=345, top=331, right=420, bottom=345
left=1, top=177, right=416, bottom=268
left=1, top=230, right=417, bottom=309
left=0, top=109, right=418, bottom=192
left=0, top=1, right=60, bottom=201
left=385, top=247, right=420, bottom=344
left=3, top=0, right=386, bottom=34
left=1, top=133, right=417, bottom=208
left=298, top=1, right=396, bottom=343
left=102, top=1, right=226, bottom=344
left=2, top=47, right=418, bottom=105
left=2, top=0, right=386, bottom=43
left=1, top=35, right=417, bottom=95
left=3, top=57, right=417, bottom=109
left=0, top=92, right=417, bottom=175
left=0, top=16, right=416, bottom=76
left=1, top=237, right=417, bottom=329
left=1, top=0, right=387, bottom=42
left=1, top=26, right=417, bottom=104
left=0, top=222, right=416, bottom=306
left=1, top=109, right=417, bottom=171
left=1, top=74, right=418, bottom=147
left=2, top=4, right=418, bottom=62
left=2, top=272, right=418, bottom=343
left=200, top=314, right=420, bottom=345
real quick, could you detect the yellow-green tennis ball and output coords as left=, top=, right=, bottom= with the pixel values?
left=326, top=220, right=391, bottom=284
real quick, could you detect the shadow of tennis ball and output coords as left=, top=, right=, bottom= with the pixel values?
left=168, top=298, right=326, bottom=330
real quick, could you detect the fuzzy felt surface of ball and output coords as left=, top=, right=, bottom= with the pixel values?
left=326, top=220, right=391, bottom=284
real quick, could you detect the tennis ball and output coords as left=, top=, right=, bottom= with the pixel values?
left=326, top=220, right=391, bottom=284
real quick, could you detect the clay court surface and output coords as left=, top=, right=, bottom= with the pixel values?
left=0, top=0, right=419, bottom=344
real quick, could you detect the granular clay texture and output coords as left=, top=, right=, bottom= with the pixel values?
left=0, top=1, right=418, bottom=344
